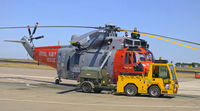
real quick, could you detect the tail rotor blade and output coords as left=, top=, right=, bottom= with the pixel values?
left=32, top=22, right=38, bottom=36
left=33, top=35, right=44, bottom=40
left=27, top=25, right=31, bottom=36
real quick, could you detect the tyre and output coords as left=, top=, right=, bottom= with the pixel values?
left=160, top=94, right=164, bottom=97
left=125, top=84, right=138, bottom=96
left=81, top=82, right=92, bottom=93
left=148, top=85, right=161, bottom=97
left=55, top=79, right=60, bottom=84
left=136, top=93, right=141, bottom=96
left=93, top=89, right=102, bottom=93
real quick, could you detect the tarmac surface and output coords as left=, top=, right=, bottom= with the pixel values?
left=0, top=67, right=200, bottom=111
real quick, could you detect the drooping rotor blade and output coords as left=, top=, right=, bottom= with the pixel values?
left=0, top=25, right=102, bottom=29
left=4, top=40, right=25, bottom=43
left=70, top=29, right=102, bottom=43
left=140, top=32, right=200, bottom=46
left=118, top=28, right=200, bottom=51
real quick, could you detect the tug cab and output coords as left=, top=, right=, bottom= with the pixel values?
left=117, top=61, right=179, bottom=97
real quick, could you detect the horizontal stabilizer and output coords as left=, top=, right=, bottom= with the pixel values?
left=4, top=40, right=25, bottom=43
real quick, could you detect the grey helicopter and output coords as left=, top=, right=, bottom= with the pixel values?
left=2, top=22, right=200, bottom=84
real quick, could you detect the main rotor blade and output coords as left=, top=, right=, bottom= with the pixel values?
left=140, top=32, right=200, bottom=46
left=70, top=29, right=102, bottom=43
left=38, top=26, right=102, bottom=29
left=118, top=28, right=200, bottom=51
left=0, top=26, right=27, bottom=29
left=0, top=25, right=101, bottom=29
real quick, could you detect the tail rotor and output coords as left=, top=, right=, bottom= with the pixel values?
left=27, top=22, right=44, bottom=43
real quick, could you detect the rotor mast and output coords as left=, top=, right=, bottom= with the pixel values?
left=105, top=23, right=118, bottom=37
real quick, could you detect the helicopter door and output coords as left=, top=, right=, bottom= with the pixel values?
left=69, top=53, right=81, bottom=79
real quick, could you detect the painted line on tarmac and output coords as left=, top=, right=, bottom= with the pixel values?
left=0, top=98, right=199, bottom=109
left=0, top=73, right=54, bottom=79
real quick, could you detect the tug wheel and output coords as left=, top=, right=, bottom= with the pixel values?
left=93, top=89, right=102, bottom=93
left=125, top=84, right=138, bottom=96
left=149, top=85, right=161, bottom=97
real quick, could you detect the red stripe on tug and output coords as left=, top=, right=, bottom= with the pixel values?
left=33, top=45, right=61, bottom=69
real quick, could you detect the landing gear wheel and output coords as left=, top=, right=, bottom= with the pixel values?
left=55, top=79, right=60, bottom=84
left=149, top=85, right=161, bottom=97
left=81, top=82, right=92, bottom=93
left=125, top=84, right=138, bottom=96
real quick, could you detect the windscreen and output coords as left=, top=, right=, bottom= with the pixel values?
left=152, top=66, right=169, bottom=79
left=169, top=65, right=177, bottom=80
left=137, top=53, right=146, bottom=61
left=148, top=52, right=155, bottom=61
left=145, top=53, right=151, bottom=61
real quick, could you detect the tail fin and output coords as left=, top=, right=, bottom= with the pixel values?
left=4, top=36, right=34, bottom=58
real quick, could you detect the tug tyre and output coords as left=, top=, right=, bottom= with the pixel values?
left=136, top=93, right=141, bottom=96
left=125, top=84, right=138, bottom=96
left=149, top=85, right=161, bottom=97
left=93, top=89, right=102, bottom=93
left=160, top=94, right=164, bottom=97
left=81, top=82, right=92, bottom=93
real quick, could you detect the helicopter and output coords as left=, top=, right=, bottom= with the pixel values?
left=2, top=22, right=200, bottom=84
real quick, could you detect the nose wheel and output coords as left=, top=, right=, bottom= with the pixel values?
left=55, top=77, right=62, bottom=84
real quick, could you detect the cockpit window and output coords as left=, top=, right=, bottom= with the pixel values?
left=125, top=52, right=132, bottom=64
left=133, top=52, right=138, bottom=63
left=125, top=52, right=138, bottom=64
left=137, top=53, right=146, bottom=61
left=145, top=53, right=151, bottom=61
left=148, top=52, right=155, bottom=61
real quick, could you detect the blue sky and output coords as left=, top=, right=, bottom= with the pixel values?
left=0, top=0, right=200, bottom=63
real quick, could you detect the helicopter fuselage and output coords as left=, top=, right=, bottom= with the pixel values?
left=33, top=34, right=153, bottom=83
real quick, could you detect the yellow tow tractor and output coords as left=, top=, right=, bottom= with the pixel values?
left=117, top=60, right=179, bottom=97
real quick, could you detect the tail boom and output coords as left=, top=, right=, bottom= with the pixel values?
left=33, top=45, right=61, bottom=68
